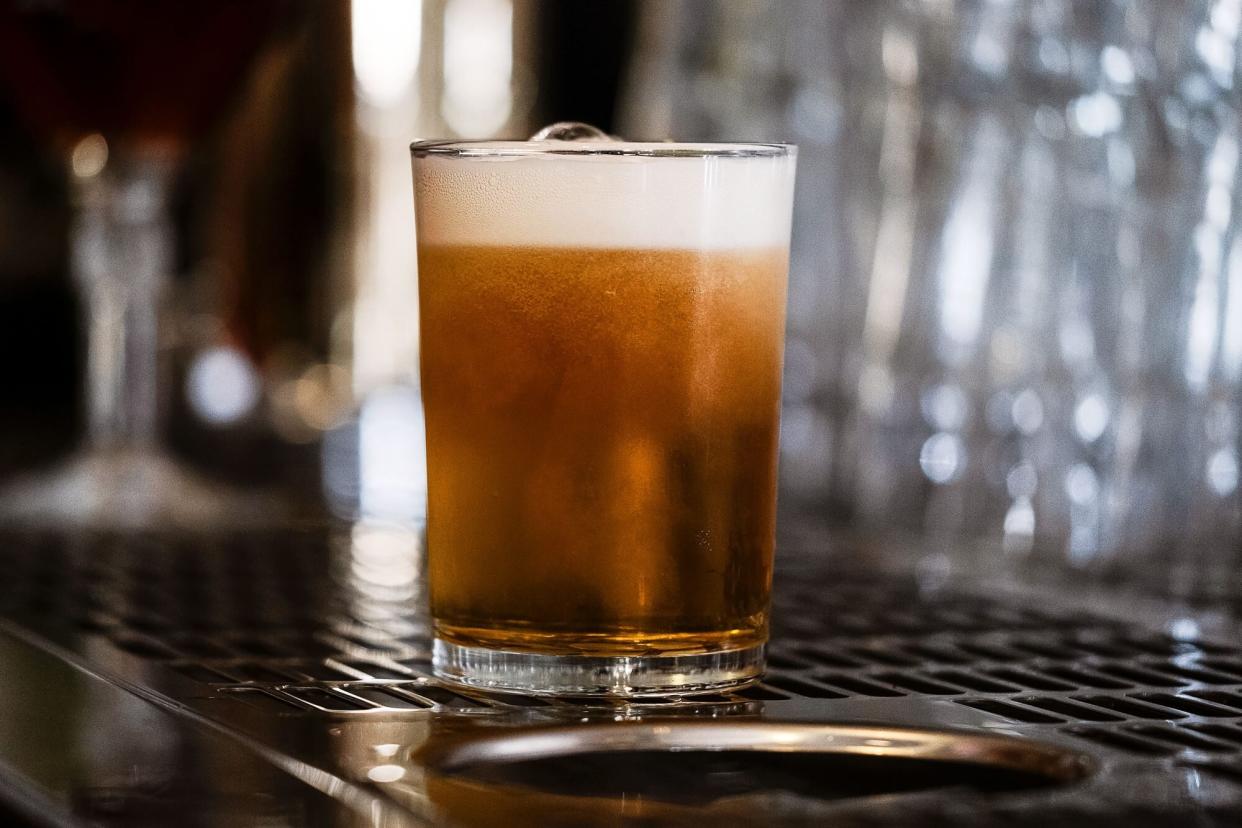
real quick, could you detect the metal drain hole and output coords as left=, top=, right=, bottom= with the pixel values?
left=423, top=723, right=1091, bottom=807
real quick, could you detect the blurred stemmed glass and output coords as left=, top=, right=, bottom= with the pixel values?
left=0, top=1, right=292, bottom=527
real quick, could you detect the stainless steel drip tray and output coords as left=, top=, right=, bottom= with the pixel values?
left=3, top=528, right=1242, bottom=825
left=415, top=721, right=1092, bottom=822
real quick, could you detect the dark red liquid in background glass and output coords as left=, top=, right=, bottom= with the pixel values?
left=0, top=0, right=291, bottom=150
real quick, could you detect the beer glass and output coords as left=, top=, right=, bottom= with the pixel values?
left=411, top=126, right=796, bottom=695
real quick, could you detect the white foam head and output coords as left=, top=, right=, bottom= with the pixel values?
left=412, top=141, right=797, bottom=250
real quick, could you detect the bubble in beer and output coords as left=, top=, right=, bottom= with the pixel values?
left=529, top=121, right=617, bottom=142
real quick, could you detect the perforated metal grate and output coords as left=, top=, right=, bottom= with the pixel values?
left=2, top=528, right=1242, bottom=773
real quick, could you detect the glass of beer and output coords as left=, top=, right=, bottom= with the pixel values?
left=412, top=129, right=796, bottom=695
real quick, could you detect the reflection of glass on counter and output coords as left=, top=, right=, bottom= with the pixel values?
left=623, top=0, right=1242, bottom=583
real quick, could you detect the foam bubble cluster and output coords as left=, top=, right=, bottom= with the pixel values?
left=413, top=142, right=796, bottom=250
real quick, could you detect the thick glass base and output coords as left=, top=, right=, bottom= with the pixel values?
left=432, top=639, right=764, bottom=697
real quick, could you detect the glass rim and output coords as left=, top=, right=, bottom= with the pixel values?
left=409, top=139, right=796, bottom=159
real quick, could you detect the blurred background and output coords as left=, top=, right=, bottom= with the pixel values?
left=0, top=0, right=1238, bottom=593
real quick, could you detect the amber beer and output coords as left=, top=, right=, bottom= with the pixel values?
left=412, top=138, right=796, bottom=694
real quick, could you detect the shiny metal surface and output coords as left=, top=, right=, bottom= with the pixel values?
left=416, top=722, right=1090, bottom=826
left=0, top=526, right=1239, bottom=824
left=421, top=720, right=1092, bottom=779
left=0, top=622, right=385, bottom=827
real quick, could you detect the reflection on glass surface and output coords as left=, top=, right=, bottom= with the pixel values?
left=623, top=0, right=1242, bottom=583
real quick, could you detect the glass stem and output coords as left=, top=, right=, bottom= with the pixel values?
left=71, top=157, right=173, bottom=452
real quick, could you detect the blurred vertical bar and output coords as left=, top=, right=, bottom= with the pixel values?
left=336, top=0, right=538, bottom=524
left=181, top=0, right=355, bottom=516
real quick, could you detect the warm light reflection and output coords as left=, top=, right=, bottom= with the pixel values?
left=352, top=0, right=423, bottom=107
left=71, top=132, right=108, bottom=178
left=442, top=0, right=513, bottom=136
left=292, top=363, right=352, bottom=431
